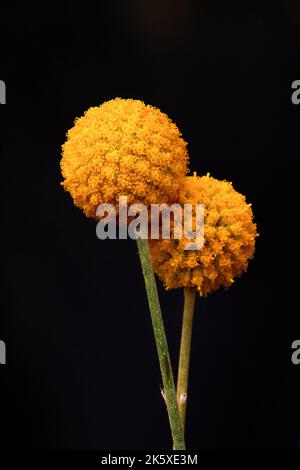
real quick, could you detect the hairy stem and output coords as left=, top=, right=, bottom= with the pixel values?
left=177, top=287, right=196, bottom=432
left=136, top=238, right=185, bottom=450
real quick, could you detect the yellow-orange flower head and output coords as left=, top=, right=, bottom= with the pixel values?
left=61, top=98, right=189, bottom=218
left=149, top=174, right=259, bottom=296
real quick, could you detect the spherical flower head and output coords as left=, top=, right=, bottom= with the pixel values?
left=149, top=174, right=259, bottom=296
left=61, top=98, right=189, bottom=218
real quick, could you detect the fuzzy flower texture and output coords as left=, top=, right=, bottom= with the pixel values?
left=149, top=174, right=258, bottom=296
left=61, top=98, right=258, bottom=297
left=61, top=98, right=188, bottom=218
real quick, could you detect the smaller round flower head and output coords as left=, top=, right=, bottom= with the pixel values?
left=61, top=98, right=188, bottom=218
left=149, top=174, right=259, bottom=296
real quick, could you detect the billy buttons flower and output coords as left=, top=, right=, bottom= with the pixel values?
left=61, top=98, right=189, bottom=218
left=149, top=174, right=259, bottom=296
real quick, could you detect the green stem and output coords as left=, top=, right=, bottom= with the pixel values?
left=136, top=238, right=185, bottom=450
left=177, top=287, right=196, bottom=433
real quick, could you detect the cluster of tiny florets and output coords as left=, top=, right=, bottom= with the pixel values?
left=61, top=98, right=189, bottom=218
left=61, top=98, right=258, bottom=296
left=149, top=174, right=258, bottom=296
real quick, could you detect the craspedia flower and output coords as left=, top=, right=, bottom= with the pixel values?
left=149, top=174, right=259, bottom=296
left=61, top=98, right=189, bottom=218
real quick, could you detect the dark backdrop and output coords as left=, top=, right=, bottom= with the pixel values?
left=0, top=1, right=299, bottom=450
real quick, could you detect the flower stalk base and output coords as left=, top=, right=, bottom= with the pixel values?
left=136, top=237, right=185, bottom=450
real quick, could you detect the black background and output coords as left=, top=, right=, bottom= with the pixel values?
left=0, top=1, right=299, bottom=450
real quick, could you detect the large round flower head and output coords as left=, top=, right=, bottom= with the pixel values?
left=149, top=174, right=259, bottom=296
left=61, top=98, right=189, bottom=218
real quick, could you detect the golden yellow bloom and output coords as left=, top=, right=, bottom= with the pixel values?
left=149, top=174, right=259, bottom=296
left=61, top=98, right=189, bottom=218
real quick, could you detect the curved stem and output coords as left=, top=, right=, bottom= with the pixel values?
left=177, top=287, right=196, bottom=433
left=136, top=238, right=185, bottom=450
